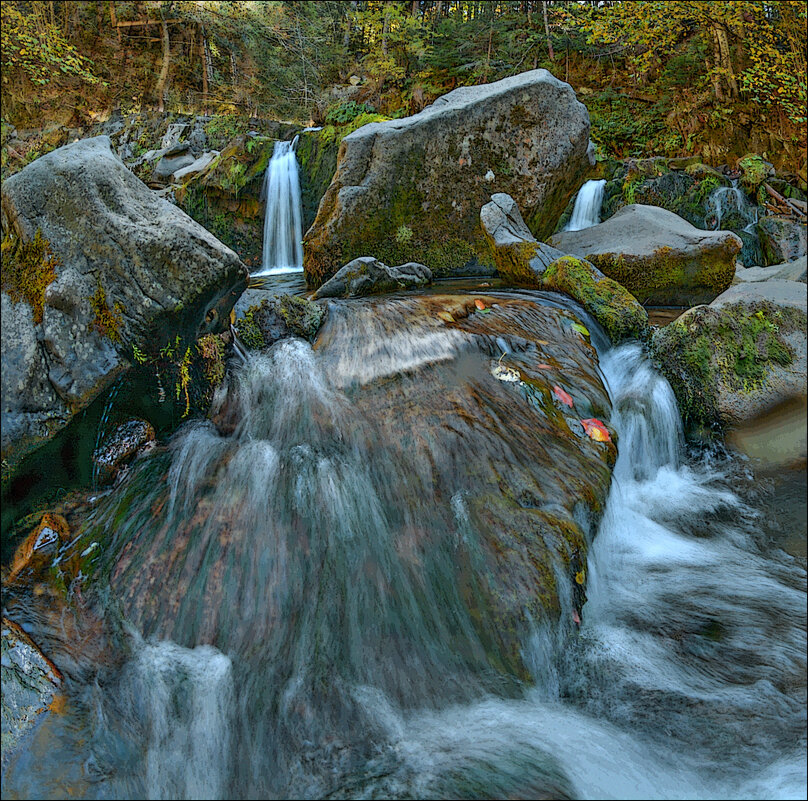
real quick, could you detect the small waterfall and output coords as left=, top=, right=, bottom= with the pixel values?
left=565, top=179, right=606, bottom=231
left=257, top=136, right=303, bottom=275
left=706, top=179, right=762, bottom=266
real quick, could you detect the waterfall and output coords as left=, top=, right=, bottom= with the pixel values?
left=257, top=136, right=303, bottom=275
left=706, top=179, right=762, bottom=265
left=565, top=179, right=606, bottom=231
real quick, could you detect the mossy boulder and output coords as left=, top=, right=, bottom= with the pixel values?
left=304, top=69, right=593, bottom=287
left=234, top=294, right=326, bottom=351
left=313, top=257, right=431, bottom=299
left=652, top=280, right=806, bottom=433
left=542, top=256, right=649, bottom=343
left=1, top=136, right=247, bottom=477
left=757, top=216, right=807, bottom=266
left=737, top=154, right=774, bottom=197
left=550, top=204, right=742, bottom=305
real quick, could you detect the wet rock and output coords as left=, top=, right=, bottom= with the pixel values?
left=304, top=69, right=593, bottom=286
left=235, top=294, right=326, bottom=350
left=93, top=419, right=156, bottom=486
left=1, top=618, right=62, bottom=769
left=756, top=216, right=807, bottom=266
left=480, top=195, right=647, bottom=343
left=313, top=257, right=432, bottom=299
left=652, top=279, right=806, bottom=432
left=1, top=136, right=248, bottom=476
left=550, top=204, right=742, bottom=305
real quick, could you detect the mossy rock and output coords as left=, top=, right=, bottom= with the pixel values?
left=235, top=294, right=326, bottom=351
left=651, top=299, right=805, bottom=433
left=737, top=154, right=774, bottom=196
left=541, top=256, right=649, bottom=343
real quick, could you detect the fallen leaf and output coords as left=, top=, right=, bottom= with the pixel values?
left=438, top=311, right=455, bottom=323
left=572, top=610, right=581, bottom=625
left=536, top=363, right=552, bottom=370
left=575, top=570, right=585, bottom=585
left=552, top=385, right=574, bottom=407
left=572, top=322, right=590, bottom=337
left=474, top=298, right=486, bottom=310
left=492, top=363, right=520, bottom=382
left=581, top=418, right=611, bottom=442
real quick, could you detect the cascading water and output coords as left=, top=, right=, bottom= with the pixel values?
left=564, top=179, right=606, bottom=231
left=706, top=179, right=763, bottom=266
left=257, top=136, right=303, bottom=275
left=2, top=290, right=805, bottom=800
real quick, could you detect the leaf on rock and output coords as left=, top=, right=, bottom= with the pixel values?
left=572, top=322, right=590, bottom=337
left=438, top=311, right=455, bottom=323
left=474, top=298, right=486, bottom=310
left=575, top=571, right=585, bottom=585
left=536, top=363, right=552, bottom=370
left=492, top=363, right=521, bottom=383
left=581, top=418, right=611, bottom=442
left=552, top=385, right=574, bottom=407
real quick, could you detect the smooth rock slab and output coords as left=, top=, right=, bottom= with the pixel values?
left=550, top=204, right=742, bottom=305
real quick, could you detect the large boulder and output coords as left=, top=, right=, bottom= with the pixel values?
left=652, top=279, right=806, bottom=433
left=314, top=257, right=432, bottom=299
left=734, top=255, right=807, bottom=284
left=756, top=215, right=807, bottom=266
left=481, top=194, right=648, bottom=343
left=1, top=136, right=248, bottom=475
left=304, top=69, right=593, bottom=287
left=550, top=204, right=742, bottom=305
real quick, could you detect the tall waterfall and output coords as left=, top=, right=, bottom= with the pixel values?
left=258, top=136, right=303, bottom=275
left=565, top=179, right=606, bottom=231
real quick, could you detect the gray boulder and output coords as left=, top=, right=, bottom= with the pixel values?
left=313, top=257, right=432, bottom=299
left=1, top=136, right=248, bottom=474
left=757, top=215, right=807, bottom=266
left=734, top=255, right=807, bottom=284
left=304, top=69, right=593, bottom=286
left=153, top=142, right=195, bottom=181
left=550, top=204, right=742, bottom=305
left=652, top=279, right=806, bottom=432
left=481, top=194, right=648, bottom=343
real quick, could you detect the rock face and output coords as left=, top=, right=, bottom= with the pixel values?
left=313, top=257, right=432, bottom=299
left=652, top=279, right=806, bottom=432
left=304, top=69, right=593, bottom=286
left=92, top=419, right=156, bottom=486
left=481, top=194, right=648, bottom=343
left=757, top=216, right=807, bottom=266
left=550, top=204, right=742, bottom=305
left=1, top=619, right=62, bottom=769
left=1, top=136, right=248, bottom=475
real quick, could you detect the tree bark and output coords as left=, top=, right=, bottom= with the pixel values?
left=200, top=25, right=211, bottom=114
left=110, top=1, right=122, bottom=42
left=541, top=0, right=554, bottom=61
left=155, top=7, right=171, bottom=112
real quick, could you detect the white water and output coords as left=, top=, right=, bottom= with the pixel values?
left=257, top=136, right=303, bottom=275
left=565, top=179, right=606, bottom=231
left=707, top=180, right=759, bottom=234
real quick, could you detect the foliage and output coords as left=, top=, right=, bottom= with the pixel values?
left=89, top=282, right=124, bottom=343
left=325, top=100, right=376, bottom=125
left=0, top=230, right=60, bottom=324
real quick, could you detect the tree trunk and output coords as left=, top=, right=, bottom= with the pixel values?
left=155, top=8, right=171, bottom=112
left=714, top=23, right=739, bottom=98
left=381, top=0, right=391, bottom=55
left=709, top=29, right=725, bottom=101
left=542, top=0, right=554, bottom=60
left=110, top=1, right=122, bottom=42
left=200, top=25, right=210, bottom=114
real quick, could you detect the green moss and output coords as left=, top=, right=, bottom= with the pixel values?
left=652, top=302, right=802, bottom=431
left=235, top=295, right=325, bottom=350
left=0, top=229, right=59, bottom=324
left=738, top=154, right=769, bottom=194
left=541, top=256, right=649, bottom=343
left=89, top=282, right=124, bottom=343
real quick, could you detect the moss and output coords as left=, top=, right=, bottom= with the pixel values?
left=235, top=295, right=325, bottom=350
left=196, top=333, right=226, bottom=387
left=89, top=282, right=124, bottom=343
left=541, top=256, right=649, bottom=343
left=738, top=154, right=769, bottom=194
left=652, top=301, right=802, bottom=432
left=234, top=305, right=265, bottom=350
left=0, top=229, right=59, bottom=324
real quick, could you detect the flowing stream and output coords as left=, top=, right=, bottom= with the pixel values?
left=706, top=179, right=762, bottom=266
left=565, top=179, right=606, bottom=231
left=2, top=288, right=805, bottom=800
left=256, top=136, right=303, bottom=275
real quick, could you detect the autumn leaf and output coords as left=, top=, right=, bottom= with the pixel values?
left=474, top=298, right=486, bottom=310
left=581, top=418, right=611, bottom=442
left=575, top=570, right=585, bottom=585
left=536, top=363, right=552, bottom=370
left=572, top=322, right=590, bottom=337
left=437, top=311, right=455, bottom=323
left=552, top=385, right=574, bottom=407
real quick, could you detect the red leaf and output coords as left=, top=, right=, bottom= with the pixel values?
left=552, top=385, right=574, bottom=407
left=581, top=418, right=611, bottom=442
left=572, top=610, right=581, bottom=625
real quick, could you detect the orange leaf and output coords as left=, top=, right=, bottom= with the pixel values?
left=474, top=298, right=486, bottom=310
left=581, top=418, right=611, bottom=442
left=552, top=385, right=574, bottom=408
